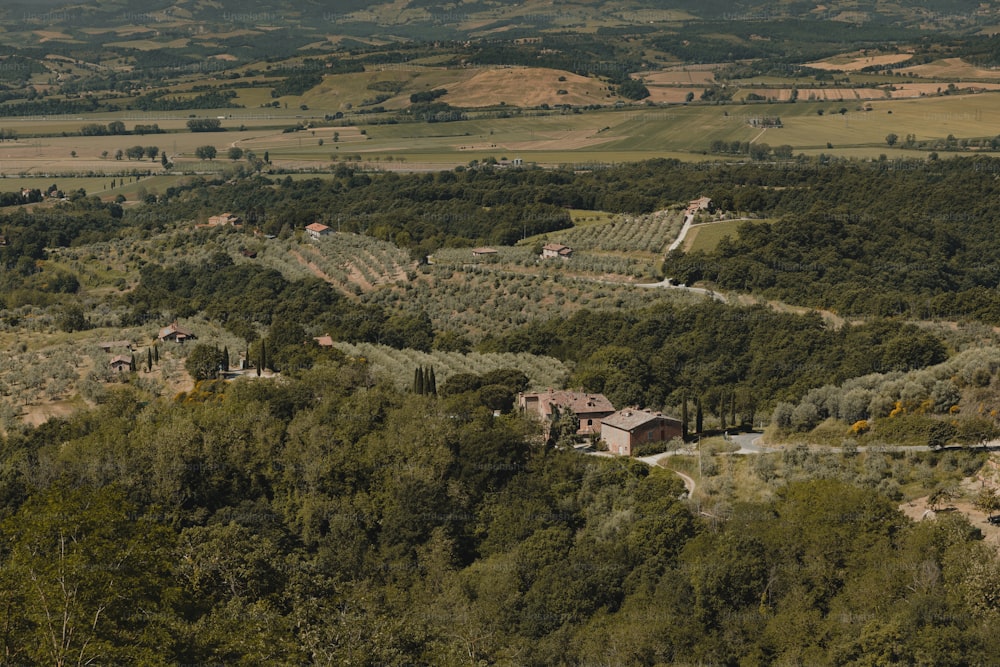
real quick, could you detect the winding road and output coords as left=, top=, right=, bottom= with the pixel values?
left=588, top=433, right=1000, bottom=495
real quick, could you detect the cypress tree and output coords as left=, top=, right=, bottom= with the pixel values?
left=681, top=393, right=689, bottom=439
left=695, top=397, right=703, bottom=434
left=731, top=392, right=737, bottom=428
left=129, top=354, right=136, bottom=372
left=261, top=341, right=267, bottom=372
left=428, top=366, right=437, bottom=396
left=415, top=366, right=425, bottom=394
left=146, top=348, right=152, bottom=372
left=222, top=346, right=229, bottom=371
left=153, top=344, right=159, bottom=364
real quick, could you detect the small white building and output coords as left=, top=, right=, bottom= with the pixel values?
left=541, top=243, right=573, bottom=259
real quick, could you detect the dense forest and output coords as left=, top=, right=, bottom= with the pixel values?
left=1, top=360, right=998, bottom=664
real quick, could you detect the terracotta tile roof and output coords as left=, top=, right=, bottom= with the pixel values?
left=527, top=390, right=615, bottom=417
left=603, top=408, right=677, bottom=432
left=158, top=322, right=194, bottom=340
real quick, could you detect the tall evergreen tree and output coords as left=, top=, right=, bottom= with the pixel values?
left=146, top=348, right=153, bottom=373
left=415, top=366, right=425, bottom=395
left=222, top=346, right=229, bottom=371
left=681, top=393, right=689, bottom=439
left=427, top=366, right=437, bottom=396
left=696, top=397, right=703, bottom=434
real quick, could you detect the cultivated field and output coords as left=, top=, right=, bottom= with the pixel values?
left=1, top=89, right=1000, bottom=176
left=543, top=209, right=687, bottom=254
left=442, top=67, right=613, bottom=108
left=806, top=53, right=914, bottom=71
left=898, top=57, right=1000, bottom=80
left=643, top=68, right=717, bottom=85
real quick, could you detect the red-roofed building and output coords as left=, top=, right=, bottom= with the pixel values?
left=519, top=389, right=615, bottom=436
left=686, top=196, right=712, bottom=216
left=158, top=322, right=196, bottom=343
left=313, top=334, right=335, bottom=347
left=602, top=408, right=682, bottom=456
left=305, top=222, right=331, bottom=240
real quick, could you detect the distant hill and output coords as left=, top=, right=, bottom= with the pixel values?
left=1, top=0, right=993, bottom=40
left=0, top=0, right=993, bottom=116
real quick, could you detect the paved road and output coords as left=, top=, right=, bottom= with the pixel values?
left=666, top=213, right=695, bottom=252
left=730, top=432, right=770, bottom=454
left=635, top=277, right=727, bottom=302
left=585, top=435, right=1000, bottom=495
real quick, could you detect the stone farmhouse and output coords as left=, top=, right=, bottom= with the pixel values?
left=541, top=243, right=573, bottom=259
left=519, top=389, right=615, bottom=436
left=602, top=408, right=683, bottom=456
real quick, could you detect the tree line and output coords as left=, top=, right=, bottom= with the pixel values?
left=480, top=300, right=948, bottom=427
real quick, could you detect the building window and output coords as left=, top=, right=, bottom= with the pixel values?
left=587, top=419, right=593, bottom=426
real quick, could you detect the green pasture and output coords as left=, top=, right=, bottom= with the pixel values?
left=568, top=209, right=617, bottom=225
left=684, top=219, right=773, bottom=253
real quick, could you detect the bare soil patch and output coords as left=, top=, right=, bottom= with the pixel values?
left=900, top=469, right=1000, bottom=551
left=901, top=495, right=1000, bottom=551
left=21, top=399, right=80, bottom=427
